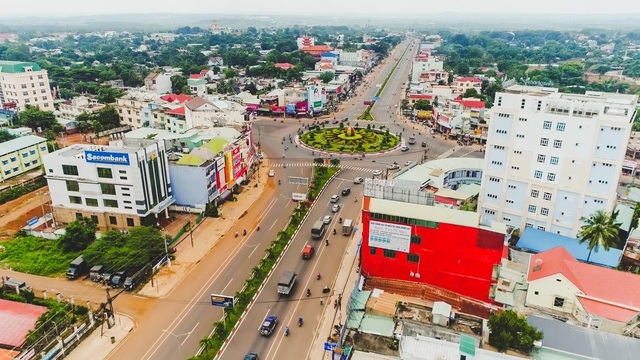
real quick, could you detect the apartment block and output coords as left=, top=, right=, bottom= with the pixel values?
left=0, top=61, right=54, bottom=111
left=478, top=86, right=638, bottom=236
left=0, top=135, right=48, bottom=181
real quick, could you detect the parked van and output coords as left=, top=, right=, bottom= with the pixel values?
left=124, top=265, right=151, bottom=291
left=110, top=271, right=128, bottom=288
left=89, top=265, right=105, bottom=282
left=66, top=256, right=88, bottom=280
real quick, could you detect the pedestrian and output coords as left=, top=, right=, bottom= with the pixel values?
left=320, top=298, right=323, bottom=306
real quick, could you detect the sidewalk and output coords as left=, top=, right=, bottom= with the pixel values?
left=309, top=215, right=362, bottom=360
left=65, top=313, right=135, bottom=360
left=138, top=164, right=272, bottom=298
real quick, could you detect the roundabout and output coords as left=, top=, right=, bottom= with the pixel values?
left=300, top=124, right=400, bottom=154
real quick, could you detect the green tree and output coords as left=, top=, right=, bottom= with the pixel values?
left=318, top=71, right=334, bottom=84
left=170, top=75, right=188, bottom=94
left=18, top=106, right=60, bottom=133
left=488, top=310, right=543, bottom=353
left=96, top=86, right=124, bottom=104
left=330, top=158, right=340, bottom=167
left=413, top=99, right=432, bottom=111
left=577, top=210, right=621, bottom=262
left=463, top=88, right=480, bottom=99
left=93, top=105, right=121, bottom=130
left=59, top=217, right=97, bottom=252
left=0, top=130, right=16, bottom=142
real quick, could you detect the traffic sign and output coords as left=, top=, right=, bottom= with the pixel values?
left=210, top=294, right=235, bottom=308
left=324, top=342, right=337, bottom=351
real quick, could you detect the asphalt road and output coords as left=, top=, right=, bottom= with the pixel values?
left=219, top=169, right=364, bottom=360
left=108, top=165, right=312, bottom=359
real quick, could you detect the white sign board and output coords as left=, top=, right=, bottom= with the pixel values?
left=292, top=193, right=306, bottom=201
left=368, top=220, right=411, bottom=253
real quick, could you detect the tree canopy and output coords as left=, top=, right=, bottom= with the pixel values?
left=59, top=217, right=97, bottom=252
left=488, top=310, right=543, bottom=353
left=577, top=210, right=621, bottom=262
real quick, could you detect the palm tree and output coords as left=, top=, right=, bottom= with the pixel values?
left=330, top=158, right=341, bottom=167
left=577, top=210, right=621, bottom=263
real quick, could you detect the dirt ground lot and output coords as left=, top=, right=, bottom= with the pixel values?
left=0, top=187, right=50, bottom=240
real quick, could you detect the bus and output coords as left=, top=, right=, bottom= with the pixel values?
left=311, top=220, right=326, bottom=240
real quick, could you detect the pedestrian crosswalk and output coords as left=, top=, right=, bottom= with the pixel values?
left=270, top=163, right=377, bottom=173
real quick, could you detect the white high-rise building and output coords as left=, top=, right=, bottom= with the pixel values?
left=0, top=61, right=54, bottom=111
left=478, top=86, right=638, bottom=237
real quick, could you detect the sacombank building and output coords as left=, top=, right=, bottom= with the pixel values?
left=43, top=139, right=175, bottom=229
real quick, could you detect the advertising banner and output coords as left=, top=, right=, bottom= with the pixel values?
left=84, top=150, right=130, bottom=165
left=307, top=86, right=323, bottom=111
left=368, top=220, right=411, bottom=253
left=232, top=146, right=245, bottom=179
left=286, top=104, right=296, bottom=114
left=216, top=158, right=227, bottom=192
left=225, top=151, right=233, bottom=187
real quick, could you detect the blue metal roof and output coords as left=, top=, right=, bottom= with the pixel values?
left=516, top=228, right=622, bottom=268
left=321, top=52, right=338, bottom=57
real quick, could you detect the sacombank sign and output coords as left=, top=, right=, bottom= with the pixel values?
left=84, top=150, right=130, bottom=165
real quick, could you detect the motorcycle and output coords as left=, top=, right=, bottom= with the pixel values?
left=285, top=327, right=290, bottom=336
left=298, top=317, right=304, bottom=327
left=234, top=231, right=238, bottom=238
left=333, top=229, right=337, bottom=235
left=339, top=218, right=342, bottom=224
left=322, top=285, right=331, bottom=294
left=257, top=226, right=260, bottom=231
left=278, top=180, right=281, bottom=185
left=306, top=288, right=311, bottom=297
left=316, top=273, right=322, bottom=281
left=243, top=229, right=247, bottom=236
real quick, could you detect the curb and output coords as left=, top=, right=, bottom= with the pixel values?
left=213, top=168, right=342, bottom=359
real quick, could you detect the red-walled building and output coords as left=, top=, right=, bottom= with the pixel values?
left=360, top=196, right=507, bottom=304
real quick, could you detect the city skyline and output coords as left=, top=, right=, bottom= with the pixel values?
left=4, top=0, right=640, bottom=16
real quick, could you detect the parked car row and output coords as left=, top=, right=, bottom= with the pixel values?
left=81, top=260, right=151, bottom=291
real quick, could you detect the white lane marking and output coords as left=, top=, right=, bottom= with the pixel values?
left=221, top=278, right=233, bottom=293
left=269, top=219, right=278, bottom=230
left=248, top=245, right=259, bottom=259
left=257, top=309, right=271, bottom=332
left=300, top=241, right=309, bottom=252
left=181, top=322, right=199, bottom=346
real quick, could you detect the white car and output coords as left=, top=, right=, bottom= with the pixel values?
left=386, top=163, right=400, bottom=170
left=405, top=161, right=413, bottom=166
left=268, top=169, right=275, bottom=177
left=372, top=170, right=383, bottom=177
left=331, top=204, right=340, bottom=213
left=330, top=195, right=340, bottom=203
left=354, top=177, right=364, bottom=184
left=400, top=146, right=409, bottom=152
left=323, top=215, right=332, bottom=224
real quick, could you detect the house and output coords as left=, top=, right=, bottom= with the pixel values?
left=144, top=72, right=172, bottom=94
left=526, top=246, right=640, bottom=335
left=160, top=94, right=193, bottom=104
left=208, top=57, right=224, bottom=67
left=301, top=45, right=333, bottom=59
left=0, top=61, right=54, bottom=111
left=188, top=74, right=207, bottom=96
left=452, top=77, right=482, bottom=95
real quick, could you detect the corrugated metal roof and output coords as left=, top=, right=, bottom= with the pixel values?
left=0, top=299, right=48, bottom=347
left=369, top=198, right=479, bottom=228
left=400, top=334, right=523, bottom=360
left=527, top=315, right=640, bottom=360
left=0, top=135, right=46, bottom=157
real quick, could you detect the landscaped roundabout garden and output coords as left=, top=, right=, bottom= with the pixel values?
left=300, top=123, right=399, bottom=153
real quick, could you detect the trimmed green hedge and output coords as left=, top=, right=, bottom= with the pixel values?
left=0, top=177, right=47, bottom=205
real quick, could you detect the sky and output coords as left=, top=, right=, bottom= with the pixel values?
left=5, top=0, right=640, bottom=16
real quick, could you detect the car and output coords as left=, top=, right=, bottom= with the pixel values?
left=110, top=271, right=127, bottom=288
left=341, top=188, right=351, bottom=196
left=330, top=195, right=340, bottom=203
left=331, top=204, right=340, bottom=213
left=268, top=169, right=275, bottom=177
left=302, top=244, right=315, bottom=259
left=260, top=315, right=278, bottom=336
left=101, top=271, right=114, bottom=284
left=387, top=163, right=399, bottom=170
left=244, top=352, right=259, bottom=360
left=342, top=117, right=349, bottom=122
left=421, top=141, right=427, bottom=147
left=332, top=120, right=339, bottom=124
left=372, top=170, right=383, bottom=177
left=394, top=104, right=398, bottom=108
left=400, top=146, right=409, bottom=152
left=354, top=177, right=364, bottom=184
left=323, top=215, right=332, bottom=224
left=405, top=160, right=413, bottom=166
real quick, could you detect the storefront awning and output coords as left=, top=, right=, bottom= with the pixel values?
left=219, top=189, right=232, bottom=200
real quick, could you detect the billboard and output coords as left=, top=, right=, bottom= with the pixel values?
left=368, top=220, right=411, bottom=253
left=224, top=151, right=233, bottom=187
left=216, top=157, right=227, bottom=192
left=85, top=150, right=130, bottom=165
left=210, top=294, right=235, bottom=308
left=307, top=86, right=323, bottom=111
left=232, top=146, right=246, bottom=180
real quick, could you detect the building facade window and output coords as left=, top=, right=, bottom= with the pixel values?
left=104, top=199, right=118, bottom=208
left=100, top=183, right=117, bottom=195
left=97, top=167, right=113, bottom=178
left=86, top=198, right=99, bottom=207
left=543, top=121, right=552, bottom=129
left=548, top=173, right=556, bottom=181
left=553, top=140, right=562, bottom=148
left=528, top=205, right=537, bottom=213
left=531, top=190, right=539, bottom=198
left=543, top=192, right=552, bottom=201
left=383, top=249, right=396, bottom=258
left=69, top=196, right=82, bottom=204
left=62, top=164, right=79, bottom=175
left=407, top=254, right=419, bottom=263
left=109, top=216, right=117, bottom=225
left=534, top=170, right=543, bottom=179
left=541, top=208, right=549, bottom=216
left=540, top=138, right=549, bottom=146
left=126, top=218, right=135, bottom=227
left=370, top=247, right=377, bottom=255
left=550, top=156, right=559, bottom=165
left=66, top=180, right=79, bottom=191
left=557, top=122, right=566, bottom=131
left=537, top=154, right=546, bottom=163
left=410, top=235, right=421, bottom=245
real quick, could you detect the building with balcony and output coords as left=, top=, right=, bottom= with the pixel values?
left=452, top=77, right=482, bottom=95
left=410, top=53, right=444, bottom=84
left=0, top=135, right=48, bottom=181
left=0, top=61, right=54, bottom=111
left=115, top=91, right=164, bottom=129
left=188, top=74, right=207, bottom=96
left=479, top=86, right=638, bottom=236
left=43, top=139, right=174, bottom=230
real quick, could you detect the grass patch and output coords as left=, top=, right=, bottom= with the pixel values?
left=300, top=127, right=398, bottom=153
left=0, top=236, right=80, bottom=276
left=191, top=166, right=338, bottom=360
